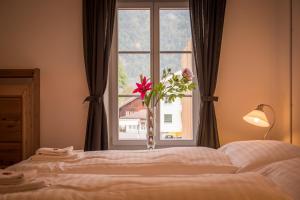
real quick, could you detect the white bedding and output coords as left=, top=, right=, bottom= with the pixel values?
left=258, top=157, right=300, bottom=200
left=3, top=141, right=300, bottom=199
left=8, top=147, right=238, bottom=175
left=0, top=173, right=291, bottom=200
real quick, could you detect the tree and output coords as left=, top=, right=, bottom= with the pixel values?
left=118, top=61, right=128, bottom=91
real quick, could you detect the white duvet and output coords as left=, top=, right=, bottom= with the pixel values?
left=0, top=173, right=291, bottom=200
left=258, top=157, right=300, bottom=200
left=4, top=140, right=300, bottom=200
left=8, top=147, right=238, bottom=175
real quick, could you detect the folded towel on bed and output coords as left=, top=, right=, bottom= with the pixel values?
left=0, top=170, right=46, bottom=193
left=0, top=170, right=24, bottom=185
left=0, top=180, right=46, bottom=193
left=30, top=153, right=80, bottom=162
left=36, top=146, right=74, bottom=156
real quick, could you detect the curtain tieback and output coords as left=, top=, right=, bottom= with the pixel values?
left=201, top=96, right=219, bottom=102
left=83, top=95, right=102, bottom=104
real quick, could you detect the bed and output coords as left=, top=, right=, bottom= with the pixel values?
left=1, top=140, right=300, bottom=200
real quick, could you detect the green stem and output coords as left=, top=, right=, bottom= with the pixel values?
left=153, top=84, right=175, bottom=107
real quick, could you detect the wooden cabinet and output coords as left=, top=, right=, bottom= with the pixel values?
left=0, top=69, right=40, bottom=168
left=0, top=98, right=22, bottom=166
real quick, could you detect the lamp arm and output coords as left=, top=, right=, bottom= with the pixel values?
left=260, top=104, right=276, bottom=139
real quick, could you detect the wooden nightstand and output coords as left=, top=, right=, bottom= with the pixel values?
left=0, top=69, right=40, bottom=168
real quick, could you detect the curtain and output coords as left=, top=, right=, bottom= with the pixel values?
left=82, top=0, right=116, bottom=150
left=189, top=0, right=226, bottom=148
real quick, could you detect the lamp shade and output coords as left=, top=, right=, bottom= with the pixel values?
left=243, top=109, right=270, bottom=127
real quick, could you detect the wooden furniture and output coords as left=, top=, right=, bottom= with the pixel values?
left=0, top=69, right=40, bottom=168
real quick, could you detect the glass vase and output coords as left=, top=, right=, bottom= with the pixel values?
left=146, top=107, right=155, bottom=149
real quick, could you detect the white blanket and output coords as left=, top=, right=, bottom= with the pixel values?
left=8, top=147, right=238, bottom=175
left=258, top=157, right=300, bottom=200
left=0, top=173, right=291, bottom=200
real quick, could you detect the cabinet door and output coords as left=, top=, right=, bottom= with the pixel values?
left=0, top=98, right=22, bottom=142
left=0, top=97, right=22, bottom=167
left=0, top=143, right=22, bottom=167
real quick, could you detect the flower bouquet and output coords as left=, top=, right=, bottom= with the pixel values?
left=133, top=68, right=196, bottom=149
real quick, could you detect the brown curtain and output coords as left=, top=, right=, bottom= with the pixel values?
left=189, top=0, right=226, bottom=148
left=82, top=0, right=116, bottom=150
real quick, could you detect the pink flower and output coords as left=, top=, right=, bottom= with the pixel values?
left=182, top=68, right=193, bottom=81
left=133, top=75, right=152, bottom=100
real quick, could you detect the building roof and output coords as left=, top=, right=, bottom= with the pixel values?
left=119, top=96, right=140, bottom=109
left=120, top=109, right=147, bottom=120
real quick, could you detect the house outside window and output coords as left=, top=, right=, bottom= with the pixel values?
left=109, top=0, right=199, bottom=148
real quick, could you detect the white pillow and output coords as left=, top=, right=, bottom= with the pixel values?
left=218, top=140, right=300, bottom=172
left=258, top=157, right=300, bottom=200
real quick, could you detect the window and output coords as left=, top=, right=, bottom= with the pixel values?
left=164, top=114, right=172, bottom=123
left=110, top=1, right=198, bottom=147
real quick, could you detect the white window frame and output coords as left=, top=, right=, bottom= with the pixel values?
left=109, top=0, right=199, bottom=149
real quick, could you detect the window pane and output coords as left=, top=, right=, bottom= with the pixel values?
left=118, top=10, right=150, bottom=51
left=164, top=114, right=172, bottom=123
left=160, top=97, right=193, bottom=140
left=119, top=97, right=147, bottom=140
left=160, top=53, right=193, bottom=95
left=160, top=53, right=192, bottom=75
left=160, top=10, right=192, bottom=51
left=118, top=54, right=150, bottom=94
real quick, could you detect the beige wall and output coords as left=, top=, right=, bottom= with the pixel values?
left=292, top=0, right=300, bottom=146
left=216, top=0, right=291, bottom=144
left=0, top=0, right=293, bottom=148
left=0, top=0, right=88, bottom=149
